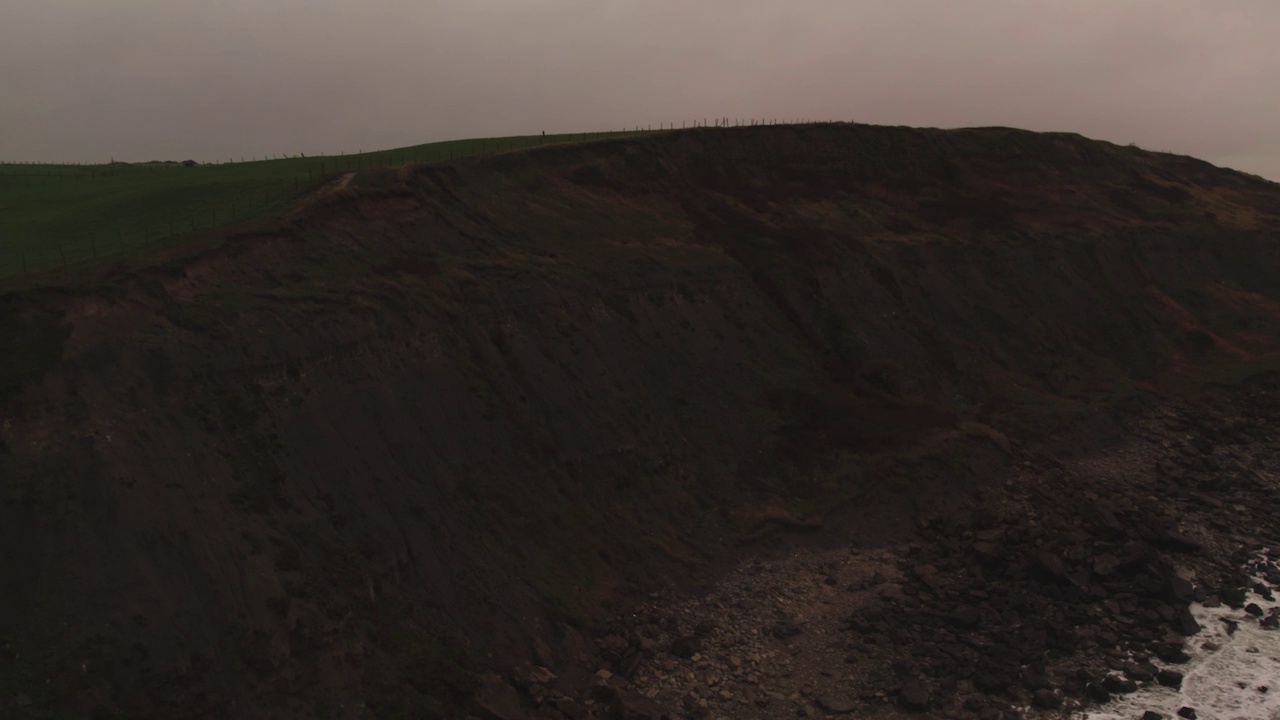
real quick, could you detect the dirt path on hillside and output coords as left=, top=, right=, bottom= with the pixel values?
left=509, top=379, right=1280, bottom=720
left=318, top=172, right=355, bottom=196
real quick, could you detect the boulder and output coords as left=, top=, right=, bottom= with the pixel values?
left=1174, top=606, right=1201, bottom=636
left=668, top=636, right=701, bottom=658
left=1169, top=576, right=1196, bottom=602
left=817, top=695, right=857, bottom=714
left=1021, top=665, right=1051, bottom=691
left=973, top=666, right=1015, bottom=694
left=512, top=665, right=558, bottom=689
left=1221, top=586, right=1248, bottom=609
left=472, top=674, right=532, bottom=720
left=1036, top=551, right=1071, bottom=581
left=617, top=649, right=643, bottom=678
left=1103, top=674, right=1138, bottom=694
left=1154, top=642, right=1191, bottom=664
left=913, top=564, right=945, bottom=592
left=1157, top=669, right=1184, bottom=689
left=770, top=621, right=803, bottom=640
left=1124, top=661, right=1157, bottom=682
left=1032, top=689, right=1061, bottom=709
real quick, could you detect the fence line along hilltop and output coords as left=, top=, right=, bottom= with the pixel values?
left=0, top=119, right=831, bottom=284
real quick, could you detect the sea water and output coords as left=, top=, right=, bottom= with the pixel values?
left=1081, top=553, right=1280, bottom=720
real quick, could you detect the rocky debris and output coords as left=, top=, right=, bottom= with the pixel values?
left=565, top=384, right=1280, bottom=720
left=1142, top=712, right=1165, bottom=720
left=1178, top=706, right=1197, bottom=718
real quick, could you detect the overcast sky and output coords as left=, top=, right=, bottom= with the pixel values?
left=1, top=0, right=1277, bottom=179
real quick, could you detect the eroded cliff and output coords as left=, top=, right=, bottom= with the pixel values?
left=2, top=123, right=1280, bottom=718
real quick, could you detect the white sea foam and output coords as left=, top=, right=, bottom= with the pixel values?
left=1081, top=554, right=1280, bottom=720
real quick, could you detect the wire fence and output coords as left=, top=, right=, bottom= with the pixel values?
left=0, top=118, right=828, bottom=285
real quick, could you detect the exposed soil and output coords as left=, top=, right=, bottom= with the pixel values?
left=318, top=172, right=356, bottom=196
left=2, top=124, right=1280, bottom=719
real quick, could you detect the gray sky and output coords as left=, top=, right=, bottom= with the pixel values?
left=2, top=0, right=1278, bottom=179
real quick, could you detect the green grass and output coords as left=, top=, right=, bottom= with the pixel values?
left=0, top=130, right=646, bottom=284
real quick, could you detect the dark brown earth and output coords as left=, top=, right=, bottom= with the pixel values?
left=2, top=123, right=1280, bottom=719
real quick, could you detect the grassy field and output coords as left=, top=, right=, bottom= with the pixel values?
left=0, top=129, right=645, bottom=285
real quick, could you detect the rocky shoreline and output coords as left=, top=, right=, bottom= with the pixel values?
left=1082, top=549, right=1280, bottom=720
left=470, top=376, right=1280, bottom=720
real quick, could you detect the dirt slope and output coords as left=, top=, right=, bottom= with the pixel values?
left=2, top=123, right=1280, bottom=719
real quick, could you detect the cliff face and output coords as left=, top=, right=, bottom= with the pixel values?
left=2, top=124, right=1280, bottom=718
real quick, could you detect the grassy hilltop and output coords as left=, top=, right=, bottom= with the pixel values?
left=0, top=129, right=643, bottom=283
